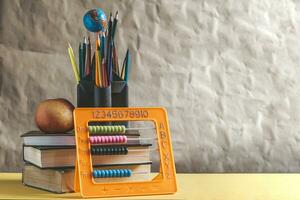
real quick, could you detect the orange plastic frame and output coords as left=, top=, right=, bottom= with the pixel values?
left=73, top=107, right=177, bottom=198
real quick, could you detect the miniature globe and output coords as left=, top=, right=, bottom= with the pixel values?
left=83, top=8, right=107, bottom=32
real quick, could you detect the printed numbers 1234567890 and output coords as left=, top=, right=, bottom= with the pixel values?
left=92, top=110, right=148, bottom=119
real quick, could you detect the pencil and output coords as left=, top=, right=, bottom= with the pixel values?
left=124, top=48, right=130, bottom=82
left=97, top=35, right=103, bottom=87
left=95, top=38, right=100, bottom=87
left=120, top=51, right=126, bottom=80
left=68, top=43, right=80, bottom=83
left=112, top=11, right=118, bottom=41
left=85, top=36, right=91, bottom=76
left=82, top=37, right=87, bottom=77
left=112, top=42, right=119, bottom=76
left=106, top=13, right=113, bottom=85
left=106, top=13, right=112, bottom=60
left=79, top=43, right=85, bottom=79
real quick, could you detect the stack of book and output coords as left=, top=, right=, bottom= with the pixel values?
left=21, top=130, right=152, bottom=193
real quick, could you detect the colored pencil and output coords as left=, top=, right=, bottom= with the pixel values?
left=112, top=42, right=119, bottom=76
left=97, top=35, right=103, bottom=87
left=67, top=43, right=80, bottom=83
left=124, top=49, right=131, bottom=82
left=85, top=36, right=91, bottom=76
left=120, top=53, right=126, bottom=80
left=95, top=38, right=100, bottom=87
left=82, top=37, right=86, bottom=76
left=112, top=11, right=118, bottom=41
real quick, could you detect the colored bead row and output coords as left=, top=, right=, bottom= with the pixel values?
left=88, top=125, right=126, bottom=134
left=93, top=169, right=132, bottom=178
left=91, top=146, right=128, bottom=155
left=89, top=135, right=127, bottom=144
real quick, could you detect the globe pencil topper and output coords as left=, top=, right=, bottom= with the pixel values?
left=83, top=8, right=107, bottom=32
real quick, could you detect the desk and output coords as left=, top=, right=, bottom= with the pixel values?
left=0, top=173, right=299, bottom=199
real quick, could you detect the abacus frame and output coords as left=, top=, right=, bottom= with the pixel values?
left=73, top=107, right=177, bottom=198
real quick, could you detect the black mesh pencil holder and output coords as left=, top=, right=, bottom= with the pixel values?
left=77, top=80, right=94, bottom=107
left=93, top=85, right=112, bottom=125
left=112, top=81, right=128, bottom=127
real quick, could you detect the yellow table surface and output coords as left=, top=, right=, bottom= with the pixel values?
left=0, top=173, right=300, bottom=199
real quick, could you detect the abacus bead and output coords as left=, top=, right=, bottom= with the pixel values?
left=91, top=148, right=95, bottom=154
left=124, top=169, right=128, bottom=177
left=96, top=136, right=101, bottom=144
left=92, top=136, right=97, bottom=143
left=114, top=169, right=119, bottom=177
left=112, top=169, right=116, bottom=177
left=107, top=136, right=111, bottom=143
left=95, top=170, right=99, bottom=178
left=125, top=169, right=130, bottom=176
left=111, top=147, right=115, bottom=154
left=109, top=170, right=113, bottom=177
left=97, top=147, right=101, bottom=154
left=106, top=148, right=111, bottom=155
left=107, top=136, right=112, bottom=143
left=105, top=170, right=110, bottom=178
left=99, top=170, right=104, bottom=178
left=93, top=170, right=97, bottom=178
left=89, top=137, right=94, bottom=144
left=106, top=136, right=110, bottom=143
left=119, top=147, right=123, bottom=154
left=119, top=169, right=123, bottom=177
left=113, top=136, right=117, bottom=143
left=117, top=147, right=122, bottom=154
left=127, top=169, right=132, bottom=177
left=126, top=169, right=130, bottom=177
left=101, top=136, right=106, bottom=143
left=123, top=169, right=128, bottom=177
left=120, top=126, right=125, bottom=133
left=104, top=170, right=109, bottom=177
left=93, top=136, right=98, bottom=144
left=98, top=136, right=102, bottom=143
left=103, top=147, right=107, bottom=154
left=118, top=136, right=123, bottom=143
left=96, top=170, right=101, bottom=178
left=123, top=136, right=128, bottom=143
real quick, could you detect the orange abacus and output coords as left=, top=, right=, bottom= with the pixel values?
left=73, top=107, right=177, bottom=198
